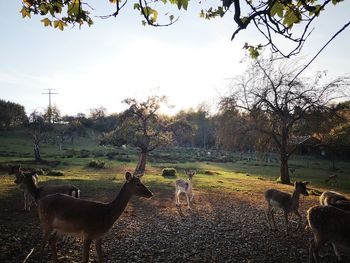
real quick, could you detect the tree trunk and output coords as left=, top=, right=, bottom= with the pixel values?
left=134, top=151, right=147, bottom=176
left=279, top=129, right=290, bottom=184
left=34, top=144, right=41, bottom=162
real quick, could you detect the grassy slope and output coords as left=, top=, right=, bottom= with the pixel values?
left=0, top=128, right=349, bottom=198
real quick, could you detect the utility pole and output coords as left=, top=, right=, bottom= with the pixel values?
left=42, top=89, right=58, bottom=123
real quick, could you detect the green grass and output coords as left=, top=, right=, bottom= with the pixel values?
left=0, top=127, right=349, bottom=197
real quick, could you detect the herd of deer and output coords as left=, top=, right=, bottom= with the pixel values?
left=10, top=165, right=350, bottom=262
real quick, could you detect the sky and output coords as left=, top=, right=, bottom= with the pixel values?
left=1, top=1, right=350, bottom=116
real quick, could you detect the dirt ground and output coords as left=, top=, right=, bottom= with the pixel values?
left=0, top=182, right=348, bottom=263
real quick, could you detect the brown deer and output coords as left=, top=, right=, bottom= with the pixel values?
left=18, top=170, right=80, bottom=205
left=319, top=191, right=348, bottom=206
left=12, top=165, right=39, bottom=211
left=265, top=181, right=309, bottom=233
left=175, top=170, right=195, bottom=209
left=307, top=205, right=350, bottom=263
left=38, top=171, right=153, bottom=263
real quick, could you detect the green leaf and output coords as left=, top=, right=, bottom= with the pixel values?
left=68, top=0, right=80, bottom=17
left=142, top=20, right=147, bottom=26
left=270, top=1, right=284, bottom=18
left=133, top=3, right=140, bottom=10
left=20, top=7, right=31, bottom=18
left=53, top=20, right=66, bottom=31
left=41, top=18, right=52, bottom=27
left=182, top=0, right=188, bottom=10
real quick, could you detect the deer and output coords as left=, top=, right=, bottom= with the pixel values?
left=307, top=205, right=350, bottom=263
left=11, top=165, right=39, bottom=211
left=38, top=171, right=153, bottom=263
left=325, top=174, right=338, bottom=185
left=12, top=165, right=80, bottom=211
left=319, top=191, right=348, bottom=206
left=264, top=181, right=309, bottom=234
left=175, top=170, right=195, bottom=209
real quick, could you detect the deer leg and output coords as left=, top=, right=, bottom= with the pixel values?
left=284, top=211, right=289, bottom=234
left=95, top=239, right=103, bottom=263
left=175, top=189, right=179, bottom=206
left=331, top=243, right=342, bottom=261
left=294, top=210, right=302, bottom=230
left=39, top=230, right=51, bottom=263
left=49, top=233, right=59, bottom=262
left=265, top=206, right=272, bottom=230
left=308, top=239, right=315, bottom=263
left=82, top=239, right=92, bottom=263
left=186, top=193, right=190, bottom=209
left=270, top=208, right=277, bottom=230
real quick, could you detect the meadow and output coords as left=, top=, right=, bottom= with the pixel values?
left=0, top=129, right=349, bottom=262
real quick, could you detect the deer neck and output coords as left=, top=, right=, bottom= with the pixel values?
left=291, top=189, right=301, bottom=209
left=107, top=182, right=133, bottom=224
left=25, top=177, right=40, bottom=200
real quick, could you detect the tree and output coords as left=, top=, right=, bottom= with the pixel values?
left=223, top=56, right=349, bottom=184
left=43, top=105, right=61, bottom=124
left=0, top=99, right=27, bottom=129
left=20, top=0, right=347, bottom=58
left=100, top=96, right=172, bottom=176
left=27, top=110, right=50, bottom=162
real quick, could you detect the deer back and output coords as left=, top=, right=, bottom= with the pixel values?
left=320, top=191, right=348, bottom=206
left=307, top=205, right=350, bottom=250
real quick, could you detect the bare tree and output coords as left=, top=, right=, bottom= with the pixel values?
left=224, top=56, right=349, bottom=183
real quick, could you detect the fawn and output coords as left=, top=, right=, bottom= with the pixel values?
left=38, top=171, right=153, bottom=263
left=175, top=170, right=195, bottom=208
left=265, top=181, right=309, bottom=233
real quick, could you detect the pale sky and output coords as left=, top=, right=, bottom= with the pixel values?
left=1, top=1, right=350, bottom=116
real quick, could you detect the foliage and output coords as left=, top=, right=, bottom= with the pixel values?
left=88, top=159, right=105, bottom=169
left=19, top=0, right=347, bottom=58
left=100, top=96, right=173, bottom=174
left=161, top=167, right=176, bottom=177
left=46, top=170, right=64, bottom=176
left=222, top=55, right=350, bottom=183
left=0, top=99, right=27, bottom=129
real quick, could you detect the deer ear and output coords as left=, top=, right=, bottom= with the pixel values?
left=125, top=172, right=132, bottom=181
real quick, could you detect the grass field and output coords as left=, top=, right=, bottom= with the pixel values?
left=0, top=129, right=349, bottom=262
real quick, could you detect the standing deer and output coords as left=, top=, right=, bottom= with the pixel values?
left=319, top=191, right=348, bottom=206
left=19, top=171, right=80, bottom=203
left=38, top=171, right=153, bottom=263
left=12, top=165, right=39, bottom=211
left=265, top=181, right=309, bottom=233
left=175, top=170, right=195, bottom=209
left=307, top=205, right=350, bottom=263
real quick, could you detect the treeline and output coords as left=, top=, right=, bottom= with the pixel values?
left=1, top=98, right=349, bottom=155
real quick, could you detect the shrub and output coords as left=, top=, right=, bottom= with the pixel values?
left=47, top=170, right=64, bottom=176
left=162, top=168, right=176, bottom=177
left=88, top=160, right=105, bottom=169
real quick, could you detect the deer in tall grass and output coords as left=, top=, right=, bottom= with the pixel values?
left=38, top=171, right=153, bottom=263
left=175, top=170, right=195, bottom=209
left=265, top=181, right=309, bottom=234
left=12, top=165, right=39, bottom=211
left=307, top=205, right=350, bottom=263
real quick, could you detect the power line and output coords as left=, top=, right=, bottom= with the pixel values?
left=42, top=89, right=58, bottom=123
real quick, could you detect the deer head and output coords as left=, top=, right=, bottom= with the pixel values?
left=125, top=171, right=153, bottom=198
left=295, top=181, right=309, bottom=196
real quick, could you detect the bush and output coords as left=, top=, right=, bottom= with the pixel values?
left=162, top=168, right=176, bottom=177
left=47, top=170, right=64, bottom=176
left=88, top=159, right=105, bottom=169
